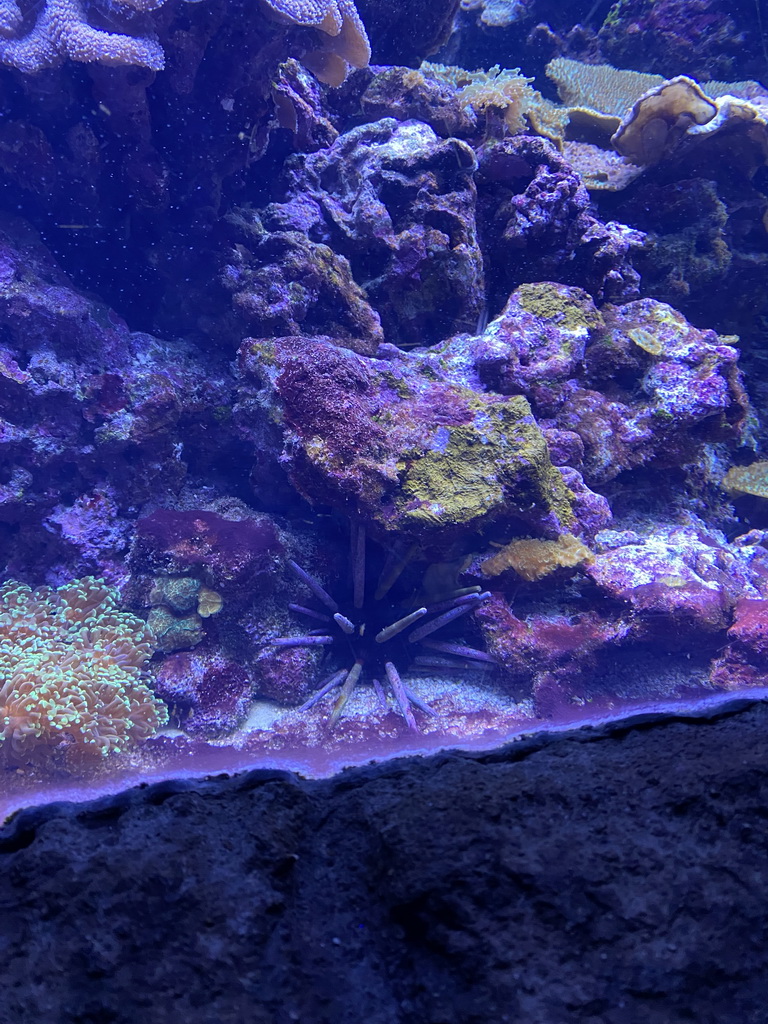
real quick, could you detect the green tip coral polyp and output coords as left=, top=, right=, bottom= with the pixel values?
left=0, top=577, right=167, bottom=758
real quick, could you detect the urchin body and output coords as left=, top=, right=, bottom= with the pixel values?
left=270, top=525, right=495, bottom=728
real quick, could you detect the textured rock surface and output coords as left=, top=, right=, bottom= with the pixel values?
left=597, top=0, right=753, bottom=81
left=476, top=136, right=644, bottom=307
left=0, top=215, right=233, bottom=582
left=236, top=334, right=575, bottom=547
left=3, top=703, right=768, bottom=1023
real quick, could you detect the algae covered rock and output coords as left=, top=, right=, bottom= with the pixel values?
left=237, top=334, right=573, bottom=548
left=561, top=296, right=748, bottom=483
left=393, top=390, right=571, bottom=536
left=469, top=283, right=747, bottom=486
left=474, top=282, right=604, bottom=415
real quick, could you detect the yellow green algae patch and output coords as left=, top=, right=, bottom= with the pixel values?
left=515, top=282, right=604, bottom=337
left=398, top=393, right=573, bottom=531
left=481, top=533, right=593, bottom=581
left=615, top=301, right=692, bottom=358
left=722, top=462, right=768, bottom=499
left=627, top=327, right=664, bottom=356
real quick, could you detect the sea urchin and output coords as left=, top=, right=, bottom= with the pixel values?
left=269, top=523, right=495, bottom=730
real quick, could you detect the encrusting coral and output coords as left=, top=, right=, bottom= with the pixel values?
left=0, top=576, right=167, bottom=756
left=546, top=57, right=765, bottom=122
left=480, top=534, right=593, bottom=582
left=546, top=57, right=664, bottom=119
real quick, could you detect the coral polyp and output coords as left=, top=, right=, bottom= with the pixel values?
left=270, top=524, right=495, bottom=729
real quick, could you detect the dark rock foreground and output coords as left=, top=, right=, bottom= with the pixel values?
left=2, top=703, right=768, bottom=1024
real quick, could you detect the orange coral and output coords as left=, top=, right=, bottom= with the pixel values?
left=481, top=534, right=593, bottom=582
left=0, top=577, right=167, bottom=756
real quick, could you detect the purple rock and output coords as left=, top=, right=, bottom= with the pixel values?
left=274, top=118, right=484, bottom=346
left=0, top=217, right=234, bottom=579
left=477, top=135, right=644, bottom=309
left=132, top=509, right=284, bottom=598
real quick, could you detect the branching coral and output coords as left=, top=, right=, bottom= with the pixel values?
left=0, top=576, right=167, bottom=756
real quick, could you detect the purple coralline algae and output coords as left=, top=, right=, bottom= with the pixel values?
left=275, top=118, right=484, bottom=346
left=473, top=283, right=747, bottom=483
left=154, top=648, right=253, bottom=737
left=359, top=66, right=478, bottom=139
left=473, top=282, right=603, bottom=416
left=215, top=116, right=646, bottom=359
left=586, top=525, right=766, bottom=640
left=0, top=217, right=233, bottom=582
left=215, top=113, right=487, bottom=349
left=713, top=595, right=768, bottom=691
left=471, top=521, right=768, bottom=713
left=237, top=333, right=574, bottom=548
left=477, top=136, right=645, bottom=305
left=221, top=207, right=384, bottom=356
left=132, top=509, right=284, bottom=601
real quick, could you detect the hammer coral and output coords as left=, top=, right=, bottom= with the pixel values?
left=0, top=577, right=168, bottom=756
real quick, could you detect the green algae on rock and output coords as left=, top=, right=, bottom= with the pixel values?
left=397, top=394, right=573, bottom=533
left=513, top=282, right=604, bottom=342
left=240, top=335, right=576, bottom=548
